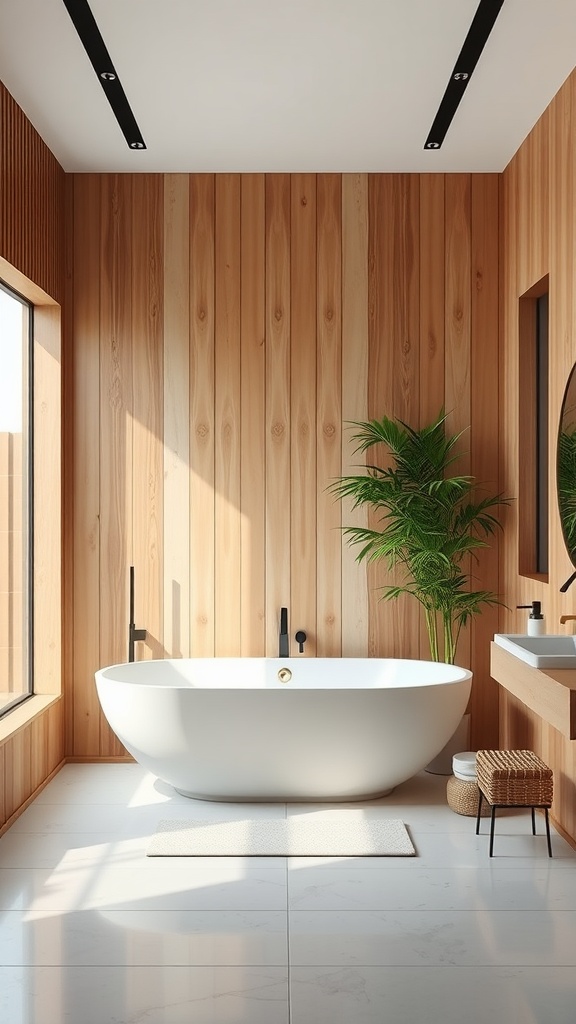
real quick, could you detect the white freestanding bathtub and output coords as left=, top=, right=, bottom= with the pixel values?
left=95, top=657, right=472, bottom=801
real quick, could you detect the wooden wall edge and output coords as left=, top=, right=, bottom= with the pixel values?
left=549, top=811, right=576, bottom=852
left=0, top=758, right=65, bottom=838
left=65, top=755, right=135, bottom=763
left=0, top=695, right=63, bottom=747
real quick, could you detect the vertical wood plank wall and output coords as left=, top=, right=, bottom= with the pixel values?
left=69, top=171, right=501, bottom=757
left=0, top=84, right=65, bottom=832
left=501, top=69, right=576, bottom=840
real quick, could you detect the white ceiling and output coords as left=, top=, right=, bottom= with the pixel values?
left=0, top=0, right=575, bottom=173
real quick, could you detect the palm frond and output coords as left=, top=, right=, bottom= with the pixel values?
left=333, top=408, right=509, bottom=662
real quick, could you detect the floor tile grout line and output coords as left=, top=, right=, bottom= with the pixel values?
left=284, top=803, right=292, bottom=1024
left=286, top=853, right=293, bottom=1024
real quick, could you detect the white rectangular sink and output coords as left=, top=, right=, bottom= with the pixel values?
left=494, top=633, right=576, bottom=668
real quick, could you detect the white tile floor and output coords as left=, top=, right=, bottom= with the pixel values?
left=1, top=763, right=576, bottom=1023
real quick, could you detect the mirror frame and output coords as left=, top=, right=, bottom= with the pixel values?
left=557, top=362, right=576, bottom=569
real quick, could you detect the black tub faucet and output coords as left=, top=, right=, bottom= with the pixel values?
left=279, top=607, right=289, bottom=657
left=128, top=566, right=147, bottom=662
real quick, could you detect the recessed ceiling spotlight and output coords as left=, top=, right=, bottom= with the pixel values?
left=61, top=0, right=146, bottom=150
left=424, top=0, right=506, bottom=151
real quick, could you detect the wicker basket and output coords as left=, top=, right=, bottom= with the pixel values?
left=447, top=774, right=489, bottom=817
left=476, top=749, right=553, bottom=806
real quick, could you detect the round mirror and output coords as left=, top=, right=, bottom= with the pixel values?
left=558, top=363, right=576, bottom=567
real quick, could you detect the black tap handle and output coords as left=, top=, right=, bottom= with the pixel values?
left=295, top=630, right=307, bottom=653
left=128, top=566, right=146, bottom=662
left=561, top=569, right=576, bottom=592
left=129, top=565, right=135, bottom=625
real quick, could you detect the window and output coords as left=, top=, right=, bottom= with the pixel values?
left=0, top=282, right=32, bottom=716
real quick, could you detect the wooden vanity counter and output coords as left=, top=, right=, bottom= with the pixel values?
left=490, top=642, right=576, bottom=740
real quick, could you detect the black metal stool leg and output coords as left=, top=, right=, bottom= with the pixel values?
left=544, top=807, right=553, bottom=857
left=476, top=790, right=483, bottom=834
left=531, top=807, right=536, bottom=835
left=489, top=806, right=497, bottom=857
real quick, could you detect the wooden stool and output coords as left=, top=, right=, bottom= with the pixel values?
left=475, top=749, right=553, bottom=857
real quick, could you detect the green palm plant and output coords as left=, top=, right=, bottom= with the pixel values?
left=331, top=411, right=508, bottom=664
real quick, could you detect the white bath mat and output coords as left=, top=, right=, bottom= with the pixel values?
left=147, top=818, right=415, bottom=857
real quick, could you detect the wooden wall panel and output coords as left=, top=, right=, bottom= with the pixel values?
left=99, top=176, right=134, bottom=757
left=0, top=86, right=66, bottom=825
left=470, top=175, right=500, bottom=749
left=163, top=175, right=190, bottom=659
left=132, top=175, right=164, bottom=668
left=72, top=175, right=101, bottom=756
left=316, top=175, right=342, bottom=657
left=47, top=700, right=65, bottom=777
left=367, top=175, right=421, bottom=660
left=500, top=150, right=520, bottom=604
left=240, top=176, right=266, bottom=656
left=67, top=170, right=501, bottom=756
left=419, top=176, right=445, bottom=426
left=30, top=713, right=48, bottom=794
left=445, top=175, right=472, bottom=670
left=418, top=176, right=446, bottom=659
left=367, top=175, right=394, bottom=658
left=5, top=730, right=30, bottom=820
left=63, top=174, right=75, bottom=758
left=265, top=175, right=291, bottom=655
left=550, top=76, right=575, bottom=592
left=341, top=174, right=369, bottom=657
left=290, top=174, right=317, bottom=656
left=214, top=176, right=241, bottom=655
left=500, top=68, right=576, bottom=841
left=1, top=699, right=64, bottom=834
left=445, top=176, right=472, bottom=448
left=189, top=175, right=216, bottom=657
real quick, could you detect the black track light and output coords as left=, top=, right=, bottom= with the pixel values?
left=61, top=0, right=146, bottom=151
left=424, top=0, right=506, bottom=151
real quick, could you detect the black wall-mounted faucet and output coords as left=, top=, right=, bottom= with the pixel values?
left=560, top=569, right=576, bottom=592
left=295, top=630, right=307, bottom=654
left=128, top=565, right=147, bottom=663
left=279, top=607, right=289, bottom=657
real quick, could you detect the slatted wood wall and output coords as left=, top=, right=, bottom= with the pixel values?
left=68, top=171, right=501, bottom=757
left=501, top=68, right=576, bottom=841
left=0, top=84, right=65, bottom=833
left=0, top=84, right=65, bottom=305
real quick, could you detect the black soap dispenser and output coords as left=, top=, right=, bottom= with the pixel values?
left=517, top=600, right=545, bottom=636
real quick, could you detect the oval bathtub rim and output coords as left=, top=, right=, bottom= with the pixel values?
left=95, top=656, right=473, bottom=689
